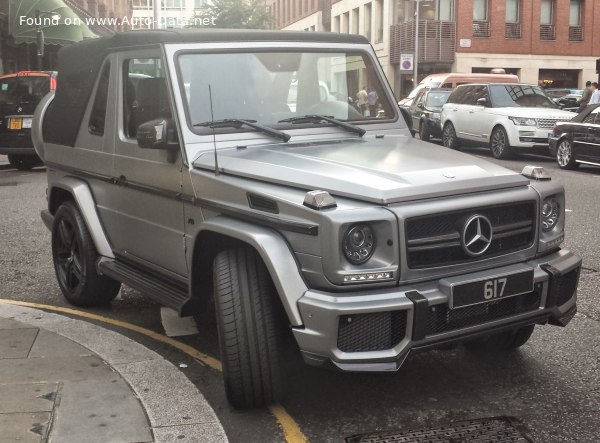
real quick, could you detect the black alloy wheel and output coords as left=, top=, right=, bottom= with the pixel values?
left=52, top=201, right=121, bottom=306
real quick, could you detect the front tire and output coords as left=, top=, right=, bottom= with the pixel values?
left=490, top=126, right=513, bottom=159
left=556, top=138, right=578, bottom=169
left=52, top=201, right=121, bottom=306
left=419, top=120, right=430, bottom=141
left=442, top=122, right=461, bottom=149
left=213, top=247, right=285, bottom=409
left=8, top=154, right=40, bottom=170
left=465, top=325, right=535, bottom=352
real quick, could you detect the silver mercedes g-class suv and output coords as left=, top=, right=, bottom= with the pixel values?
left=33, top=30, right=581, bottom=409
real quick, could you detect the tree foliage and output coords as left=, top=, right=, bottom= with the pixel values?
left=199, top=0, right=274, bottom=29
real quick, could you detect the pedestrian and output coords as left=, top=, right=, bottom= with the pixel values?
left=588, top=82, right=600, bottom=105
left=367, top=86, right=378, bottom=117
left=356, top=86, right=368, bottom=116
left=577, top=81, right=593, bottom=112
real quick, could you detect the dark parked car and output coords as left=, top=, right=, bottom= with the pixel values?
left=549, top=103, right=600, bottom=169
left=408, top=87, right=451, bottom=141
left=0, top=71, right=56, bottom=169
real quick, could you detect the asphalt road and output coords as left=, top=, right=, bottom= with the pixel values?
left=1, top=149, right=599, bottom=443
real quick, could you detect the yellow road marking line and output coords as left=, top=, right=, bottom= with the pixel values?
left=0, top=298, right=308, bottom=443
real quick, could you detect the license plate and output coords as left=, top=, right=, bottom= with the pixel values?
left=450, top=270, right=534, bottom=309
left=8, top=118, right=22, bottom=130
left=22, top=118, right=32, bottom=129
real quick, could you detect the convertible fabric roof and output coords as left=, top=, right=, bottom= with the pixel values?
left=44, top=29, right=369, bottom=147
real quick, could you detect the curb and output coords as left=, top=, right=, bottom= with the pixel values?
left=0, top=303, right=228, bottom=443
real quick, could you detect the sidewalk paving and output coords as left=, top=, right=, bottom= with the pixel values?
left=0, top=303, right=228, bottom=443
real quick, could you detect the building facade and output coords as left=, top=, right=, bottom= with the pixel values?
left=130, top=0, right=209, bottom=29
left=269, top=0, right=600, bottom=99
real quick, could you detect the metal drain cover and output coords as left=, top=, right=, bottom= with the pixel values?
left=345, top=416, right=534, bottom=443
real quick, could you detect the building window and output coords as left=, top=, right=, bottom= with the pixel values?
left=163, top=0, right=183, bottom=8
left=352, top=8, right=359, bottom=34
left=473, top=0, right=489, bottom=37
left=364, top=3, right=372, bottom=41
left=569, top=0, right=583, bottom=41
left=473, top=0, right=488, bottom=21
left=376, top=0, right=384, bottom=43
left=132, top=0, right=152, bottom=8
left=438, top=0, right=454, bottom=21
left=194, top=0, right=206, bottom=9
left=505, top=0, right=521, bottom=38
left=540, top=0, right=555, bottom=40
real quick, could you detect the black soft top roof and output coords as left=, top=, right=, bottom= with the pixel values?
left=44, top=29, right=369, bottom=147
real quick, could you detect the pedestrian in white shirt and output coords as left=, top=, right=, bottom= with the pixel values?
left=588, top=82, right=600, bottom=105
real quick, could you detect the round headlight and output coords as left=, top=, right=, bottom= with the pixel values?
left=343, top=224, right=376, bottom=264
left=542, top=197, right=560, bottom=231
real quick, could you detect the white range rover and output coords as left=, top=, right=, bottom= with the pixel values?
left=440, top=83, right=575, bottom=159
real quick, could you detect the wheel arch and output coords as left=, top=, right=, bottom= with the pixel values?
left=48, top=178, right=114, bottom=258
left=490, top=123, right=513, bottom=146
left=190, top=216, right=308, bottom=326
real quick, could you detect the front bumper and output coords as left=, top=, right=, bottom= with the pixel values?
left=508, top=126, right=556, bottom=149
left=293, top=249, right=581, bottom=371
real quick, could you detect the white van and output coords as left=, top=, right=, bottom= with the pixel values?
left=399, top=73, right=520, bottom=106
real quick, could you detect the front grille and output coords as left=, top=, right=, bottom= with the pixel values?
left=337, top=311, right=407, bottom=353
left=537, top=118, right=571, bottom=129
left=555, top=267, right=580, bottom=306
left=406, top=202, right=536, bottom=269
left=426, top=291, right=541, bottom=336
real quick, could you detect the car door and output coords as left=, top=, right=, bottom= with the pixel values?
left=107, top=49, right=187, bottom=277
left=579, top=108, right=600, bottom=163
left=453, top=85, right=480, bottom=142
left=410, top=90, right=426, bottom=130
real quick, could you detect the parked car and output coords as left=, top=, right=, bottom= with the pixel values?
left=0, top=71, right=56, bottom=169
left=549, top=103, right=600, bottom=169
left=555, top=93, right=583, bottom=111
left=408, top=87, right=451, bottom=140
left=34, top=30, right=581, bottom=409
left=441, top=83, right=575, bottom=159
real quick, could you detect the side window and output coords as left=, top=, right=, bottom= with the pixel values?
left=447, top=88, right=463, bottom=104
left=583, top=111, right=598, bottom=124
left=123, top=58, right=171, bottom=138
left=441, top=82, right=453, bottom=88
left=88, top=62, right=110, bottom=136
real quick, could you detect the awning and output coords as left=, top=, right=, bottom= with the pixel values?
left=9, top=0, right=98, bottom=45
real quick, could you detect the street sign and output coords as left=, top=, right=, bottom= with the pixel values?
left=400, top=54, right=413, bottom=72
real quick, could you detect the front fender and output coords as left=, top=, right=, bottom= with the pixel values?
left=195, top=216, right=308, bottom=326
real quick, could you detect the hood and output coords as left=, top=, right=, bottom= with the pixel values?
left=490, top=107, right=575, bottom=119
left=193, top=136, right=530, bottom=204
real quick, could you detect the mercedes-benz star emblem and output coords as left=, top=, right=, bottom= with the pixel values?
left=462, top=214, right=493, bottom=257
left=17, top=107, right=22, bottom=113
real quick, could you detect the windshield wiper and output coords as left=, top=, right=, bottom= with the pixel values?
left=194, top=118, right=291, bottom=142
left=278, top=115, right=366, bottom=137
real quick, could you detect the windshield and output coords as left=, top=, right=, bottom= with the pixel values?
left=489, top=84, right=558, bottom=108
left=425, top=91, right=451, bottom=108
left=177, top=51, right=396, bottom=134
left=408, top=79, right=442, bottom=99
left=0, top=76, right=50, bottom=105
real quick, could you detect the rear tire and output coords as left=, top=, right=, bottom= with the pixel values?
left=52, top=201, right=121, bottom=306
left=442, top=122, right=461, bottom=149
left=8, top=154, right=40, bottom=171
left=213, top=247, right=285, bottom=409
left=556, top=138, right=578, bottom=169
left=464, top=325, right=535, bottom=352
left=490, top=126, right=513, bottom=159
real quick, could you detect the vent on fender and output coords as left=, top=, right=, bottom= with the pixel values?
left=247, top=193, right=279, bottom=214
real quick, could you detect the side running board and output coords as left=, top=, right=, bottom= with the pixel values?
left=98, top=259, right=193, bottom=315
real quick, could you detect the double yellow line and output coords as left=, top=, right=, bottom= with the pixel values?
left=0, top=298, right=307, bottom=443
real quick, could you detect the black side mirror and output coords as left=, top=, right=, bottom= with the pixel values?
left=476, top=97, right=488, bottom=106
left=137, top=118, right=179, bottom=162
